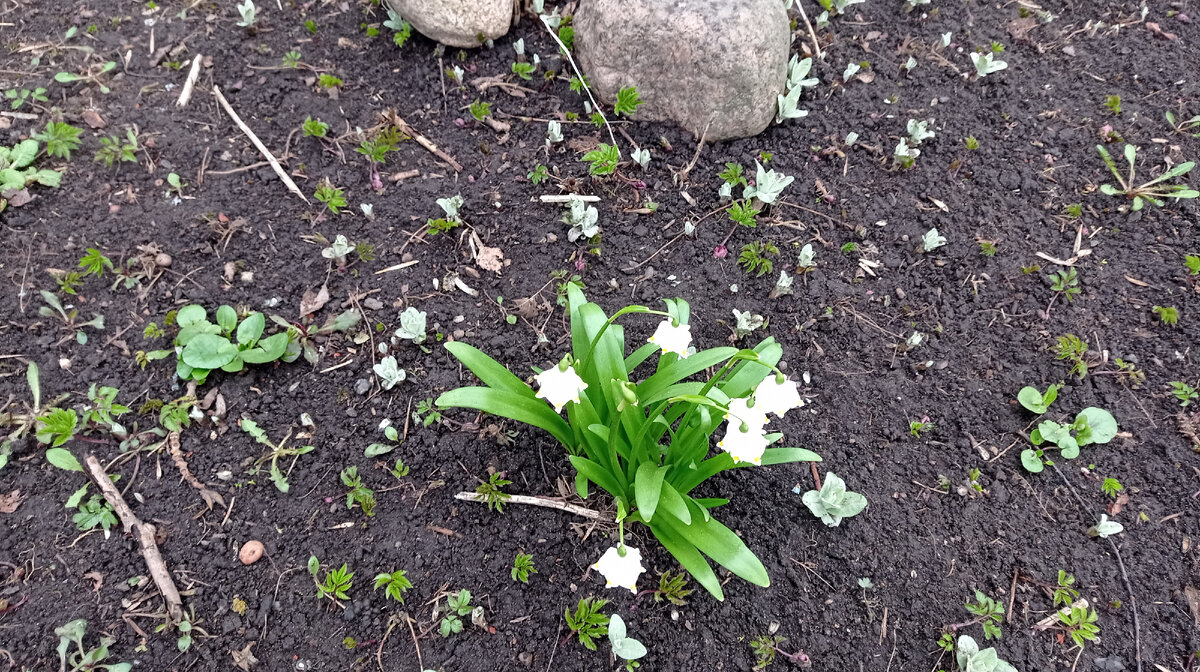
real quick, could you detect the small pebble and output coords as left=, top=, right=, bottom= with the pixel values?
left=239, top=540, right=265, bottom=565
left=58, top=358, right=71, bottom=370
left=155, top=253, right=172, bottom=268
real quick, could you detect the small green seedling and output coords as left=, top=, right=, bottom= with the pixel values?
left=241, top=417, right=315, bottom=493
left=728, top=200, right=760, bottom=228
left=1153, top=305, right=1179, bottom=326
left=955, top=635, right=1015, bottom=672
left=1054, top=333, right=1089, bottom=379
left=372, top=356, right=407, bottom=391
left=440, top=589, right=473, bottom=637
left=608, top=614, right=647, bottom=670
left=302, top=116, right=329, bottom=138
left=94, top=129, right=139, bottom=167
left=738, top=241, right=778, bottom=277
left=1052, top=570, right=1079, bottom=607
left=5, top=86, right=48, bottom=110
left=373, top=569, right=413, bottom=603
left=1166, top=110, right=1200, bottom=137
left=340, top=466, right=376, bottom=516
left=309, top=556, right=353, bottom=602
left=475, top=472, right=512, bottom=512
left=964, top=590, right=1004, bottom=640
left=55, top=619, right=132, bottom=672
left=314, top=179, right=347, bottom=214
left=1104, top=95, right=1121, bottom=115
left=1097, top=144, right=1198, bottom=210
left=1058, top=606, right=1100, bottom=649
left=382, top=9, right=412, bottom=47
left=468, top=99, right=492, bottom=122
left=145, top=305, right=292, bottom=384
left=582, top=143, right=620, bottom=176
left=1101, top=477, right=1123, bottom=499
left=414, top=398, right=442, bottom=427
left=654, top=569, right=693, bottom=606
left=1048, top=267, right=1081, bottom=302
left=613, top=86, right=643, bottom=117
left=564, top=597, right=609, bottom=651
left=34, top=121, right=84, bottom=159
left=511, top=552, right=537, bottom=584
left=1022, top=407, right=1118, bottom=473
left=1170, top=381, right=1198, bottom=407
left=37, top=291, right=104, bottom=344
left=970, top=51, right=1007, bottom=78
left=800, top=472, right=867, bottom=527
left=909, top=420, right=933, bottom=437
left=1017, top=383, right=1060, bottom=414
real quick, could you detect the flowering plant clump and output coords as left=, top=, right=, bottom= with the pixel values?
left=437, top=287, right=820, bottom=600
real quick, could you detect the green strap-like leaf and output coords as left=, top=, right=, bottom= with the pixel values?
left=673, top=502, right=769, bottom=587
left=443, top=341, right=537, bottom=398
left=649, top=517, right=723, bottom=601
left=436, top=387, right=571, bottom=446
left=637, top=347, right=738, bottom=403
left=568, top=455, right=625, bottom=499
left=624, top=342, right=658, bottom=373
left=633, top=462, right=666, bottom=522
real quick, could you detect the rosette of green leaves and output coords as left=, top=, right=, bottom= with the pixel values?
left=437, top=286, right=821, bottom=600
left=1021, top=407, right=1117, bottom=473
left=151, top=305, right=292, bottom=384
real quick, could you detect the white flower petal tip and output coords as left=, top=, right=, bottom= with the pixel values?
left=753, top=376, right=804, bottom=418
left=648, top=320, right=692, bottom=358
left=534, top=365, right=588, bottom=413
left=592, top=546, right=645, bottom=593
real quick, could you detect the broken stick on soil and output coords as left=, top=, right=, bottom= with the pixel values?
left=175, top=55, right=203, bottom=107
left=389, top=113, right=463, bottom=172
left=83, top=454, right=184, bottom=623
left=212, top=85, right=309, bottom=204
left=454, top=491, right=603, bottom=520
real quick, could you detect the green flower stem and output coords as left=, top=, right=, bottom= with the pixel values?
left=575, top=306, right=671, bottom=375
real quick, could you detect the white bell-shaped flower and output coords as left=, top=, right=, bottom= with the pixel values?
left=724, top=397, right=768, bottom=430
left=591, top=545, right=645, bottom=593
left=717, top=420, right=769, bottom=465
left=753, top=375, right=804, bottom=419
left=534, top=364, right=587, bottom=413
left=648, top=320, right=692, bottom=358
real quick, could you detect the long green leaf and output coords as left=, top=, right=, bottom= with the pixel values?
left=671, top=503, right=769, bottom=587
left=624, top=342, right=658, bottom=374
left=435, top=387, right=571, bottom=445
left=649, top=518, right=723, bottom=601
left=637, top=347, right=738, bottom=403
left=634, top=462, right=666, bottom=522
left=443, top=341, right=538, bottom=398
left=720, top=339, right=781, bottom=399
left=568, top=455, right=626, bottom=499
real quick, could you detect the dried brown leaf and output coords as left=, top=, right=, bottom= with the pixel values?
left=299, top=284, right=331, bottom=317
left=0, top=489, right=24, bottom=514
left=84, top=570, right=104, bottom=593
left=231, top=642, right=259, bottom=671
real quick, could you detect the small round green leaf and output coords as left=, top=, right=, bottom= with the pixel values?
left=236, top=312, right=265, bottom=345
left=216, top=305, right=238, bottom=333
left=46, top=447, right=83, bottom=471
left=181, top=333, right=239, bottom=370
left=1019, top=449, right=1043, bottom=473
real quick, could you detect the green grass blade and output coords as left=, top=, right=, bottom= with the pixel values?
left=435, top=387, right=571, bottom=445
left=634, top=462, right=666, bottom=522
left=650, top=518, right=723, bottom=601
left=637, top=347, right=738, bottom=403
left=443, top=341, right=536, bottom=397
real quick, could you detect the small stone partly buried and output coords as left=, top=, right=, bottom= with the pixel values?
left=239, top=540, right=264, bottom=565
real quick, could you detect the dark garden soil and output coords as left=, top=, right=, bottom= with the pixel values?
left=2, top=0, right=1200, bottom=670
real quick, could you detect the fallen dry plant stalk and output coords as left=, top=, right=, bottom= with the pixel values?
left=83, top=454, right=184, bottom=623
left=212, top=84, right=309, bottom=204
left=453, top=491, right=602, bottom=520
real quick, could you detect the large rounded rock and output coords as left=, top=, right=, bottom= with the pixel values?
left=386, top=0, right=512, bottom=48
left=575, top=0, right=790, bottom=142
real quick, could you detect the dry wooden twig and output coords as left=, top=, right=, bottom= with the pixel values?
left=175, top=55, right=203, bottom=107
left=167, top=432, right=225, bottom=511
left=387, top=112, right=463, bottom=172
left=212, top=85, right=309, bottom=204
left=83, top=454, right=184, bottom=623
left=454, top=491, right=603, bottom=520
